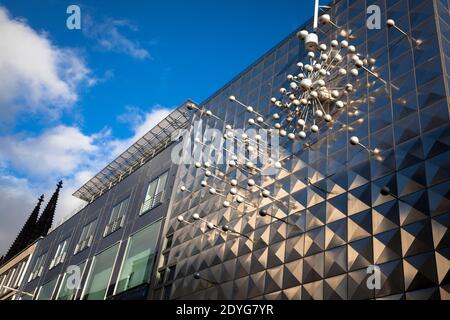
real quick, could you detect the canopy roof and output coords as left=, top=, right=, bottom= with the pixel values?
left=73, top=101, right=194, bottom=202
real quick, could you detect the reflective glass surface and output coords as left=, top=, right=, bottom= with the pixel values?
left=56, top=261, right=86, bottom=300
left=115, top=220, right=162, bottom=294
left=36, top=277, right=58, bottom=300
left=82, top=244, right=119, bottom=300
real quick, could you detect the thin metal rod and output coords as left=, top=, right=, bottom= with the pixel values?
left=361, top=65, right=399, bottom=91
left=313, top=0, right=320, bottom=30
left=1, top=286, right=34, bottom=298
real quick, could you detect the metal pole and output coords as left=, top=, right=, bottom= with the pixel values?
left=313, top=0, right=320, bottom=30
left=1, top=286, right=35, bottom=298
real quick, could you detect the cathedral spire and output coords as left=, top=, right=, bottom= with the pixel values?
left=35, top=181, right=63, bottom=238
left=3, top=195, right=45, bottom=263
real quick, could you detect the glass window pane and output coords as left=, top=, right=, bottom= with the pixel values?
left=56, top=261, right=86, bottom=300
left=105, top=198, right=129, bottom=236
left=145, top=181, right=158, bottom=202
left=155, top=172, right=168, bottom=197
left=9, top=267, right=20, bottom=289
left=110, top=205, right=120, bottom=222
left=141, top=172, right=169, bottom=213
left=50, top=239, right=68, bottom=268
left=36, top=277, right=58, bottom=300
left=29, top=252, right=47, bottom=281
left=120, top=199, right=129, bottom=219
left=82, top=244, right=119, bottom=300
left=76, top=219, right=97, bottom=254
left=79, top=224, right=88, bottom=241
left=115, top=220, right=162, bottom=295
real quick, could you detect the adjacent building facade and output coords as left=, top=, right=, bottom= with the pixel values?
left=13, top=107, right=191, bottom=300
left=3, top=0, right=449, bottom=300
left=0, top=241, right=39, bottom=300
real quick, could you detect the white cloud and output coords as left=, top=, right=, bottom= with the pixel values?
left=83, top=14, right=151, bottom=60
left=0, top=6, right=94, bottom=126
left=0, top=173, right=90, bottom=256
left=0, top=6, right=164, bottom=256
left=110, top=106, right=172, bottom=158
left=0, top=174, right=37, bottom=256
left=0, top=105, right=172, bottom=181
left=133, top=107, right=172, bottom=138
left=0, top=107, right=173, bottom=256
left=0, top=125, right=105, bottom=255
left=0, top=125, right=103, bottom=178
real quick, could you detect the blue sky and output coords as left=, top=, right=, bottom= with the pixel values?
left=2, top=0, right=313, bottom=137
left=0, top=0, right=314, bottom=255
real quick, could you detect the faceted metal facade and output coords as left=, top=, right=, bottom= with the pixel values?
left=155, top=0, right=450, bottom=300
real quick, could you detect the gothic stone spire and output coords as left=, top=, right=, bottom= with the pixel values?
left=3, top=195, right=45, bottom=263
left=35, top=181, right=63, bottom=238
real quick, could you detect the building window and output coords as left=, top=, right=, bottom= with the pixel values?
left=140, top=172, right=169, bottom=214
left=82, top=243, right=120, bottom=300
left=56, top=261, right=86, bottom=300
left=75, top=219, right=97, bottom=254
left=0, top=278, right=6, bottom=296
left=0, top=275, right=5, bottom=293
left=36, top=277, right=58, bottom=300
left=28, top=252, right=47, bottom=282
left=49, top=239, right=69, bottom=269
left=104, top=198, right=129, bottom=237
left=11, top=261, right=27, bottom=289
left=0, top=269, right=15, bottom=295
left=115, top=220, right=162, bottom=295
